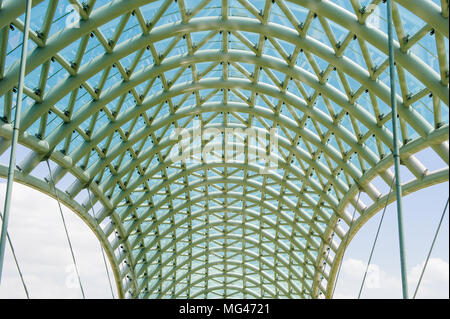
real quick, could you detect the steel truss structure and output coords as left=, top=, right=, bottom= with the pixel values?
left=0, top=0, right=448, bottom=299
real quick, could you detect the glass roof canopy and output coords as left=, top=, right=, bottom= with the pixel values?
left=0, top=0, right=448, bottom=298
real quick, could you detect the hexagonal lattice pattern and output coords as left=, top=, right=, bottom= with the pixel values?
left=0, top=0, right=448, bottom=298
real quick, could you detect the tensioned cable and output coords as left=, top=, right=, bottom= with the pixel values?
left=86, top=187, right=116, bottom=299
left=45, top=160, right=85, bottom=299
left=0, top=212, right=30, bottom=298
left=357, top=178, right=395, bottom=299
left=413, top=197, right=449, bottom=299
left=331, top=188, right=362, bottom=298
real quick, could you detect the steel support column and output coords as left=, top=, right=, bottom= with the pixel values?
left=387, top=0, right=408, bottom=299
left=0, top=0, right=32, bottom=283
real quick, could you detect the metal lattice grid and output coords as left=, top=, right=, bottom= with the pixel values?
left=0, top=0, right=448, bottom=298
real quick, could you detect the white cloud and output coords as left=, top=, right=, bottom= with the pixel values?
left=334, top=257, right=449, bottom=299
left=408, top=258, right=449, bottom=298
left=0, top=182, right=116, bottom=299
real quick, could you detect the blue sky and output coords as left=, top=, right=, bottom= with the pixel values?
left=335, top=180, right=449, bottom=298
left=333, top=146, right=449, bottom=298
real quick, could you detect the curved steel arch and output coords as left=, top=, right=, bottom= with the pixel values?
left=143, top=237, right=308, bottom=297
left=107, top=146, right=340, bottom=210
left=115, top=159, right=336, bottom=223
left=0, top=0, right=448, bottom=299
left=155, top=251, right=297, bottom=298
left=173, top=272, right=281, bottom=299
left=93, top=103, right=362, bottom=195
left=189, top=285, right=272, bottom=299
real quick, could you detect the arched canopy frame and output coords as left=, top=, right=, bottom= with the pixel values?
left=0, top=0, right=448, bottom=299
